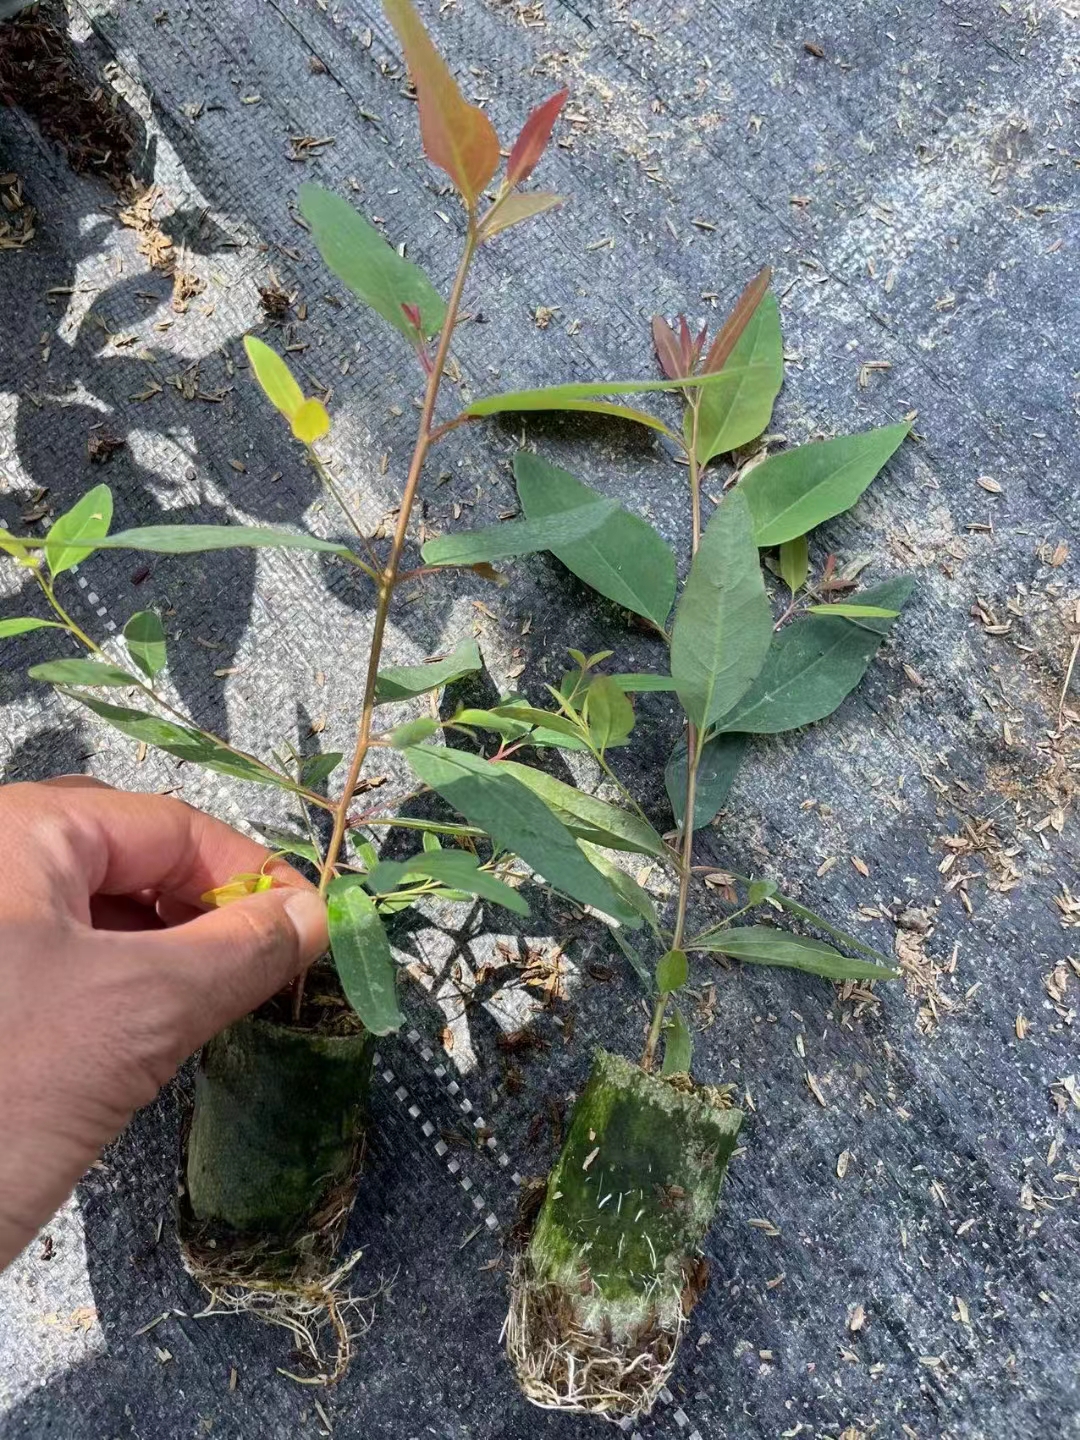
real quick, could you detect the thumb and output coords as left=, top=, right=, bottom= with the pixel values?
left=139, top=886, right=329, bottom=1047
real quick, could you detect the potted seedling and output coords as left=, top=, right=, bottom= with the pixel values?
left=0, top=0, right=915, bottom=1411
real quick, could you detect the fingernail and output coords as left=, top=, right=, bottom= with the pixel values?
left=283, top=890, right=329, bottom=960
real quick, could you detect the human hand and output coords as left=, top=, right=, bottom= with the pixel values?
left=0, top=778, right=328, bottom=1269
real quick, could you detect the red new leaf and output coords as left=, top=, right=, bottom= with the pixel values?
left=702, top=265, right=772, bottom=374
left=385, top=0, right=501, bottom=210
left=651, top=316, right=683, bottom=379
left=506, top=88, right=568, bottom=187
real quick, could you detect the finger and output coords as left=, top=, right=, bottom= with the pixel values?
left=2, top=783, right=314, bottom=908
left=89, top=894, right=165, bottom=932
left=132, top=886, right=328, bottom=1046
left=155, top=896, right=203, bottom=929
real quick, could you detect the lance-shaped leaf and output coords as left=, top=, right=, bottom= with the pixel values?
left=421, top=499, right=617, bottom=566
left=514, top=451, right=676, bottom=627
left=402, top=744, right=638, bottom=926
left=806, top=603, right=898, bottom=619
left=384, top=0, right=500, bottom=208
left=771, top=891, right=894, bottom=967
left=582, top=674, right=635, bottom=752
left=480, top=191, right=563, bottom=240
left=656, top=947, right=688, bottom=994
left=45, top=484, right=113, bottom=577
left=0, top=529, right=32, bottom=561
left=652, top=315, right=683, bottom=381
left=0, top=618, right=67, bottom=639
left=457, top=702, right=587, bottom=751
left=490, top=704, right=585, bottom=745
left=301, top=751, right=344, bottom=787
left=689, top=925, right=899, bottom=983
left=327, top=876, right=404, bottom=1034
left=611, top=672, right=676, bottom=693
left=123, top=610, right=166, bottom=680
left=670, top=488, right=772, bottom=730
left=779, top=534, right=809, bottom=595
left=30, top=658, right=135, bottom=688
left=507, top=88, right=568, bottom=185
left=243, top=336, right=330, bottom=443
left=375, top=636, right=481, bottom=703
left=702, top=266, right=773, bottom=375
left=366, top=850, right=528, bottom=916
left=64, top=694, right=301, bottom=790
left=661, top=1006, right=693, bottom=1076
left=499, top=760, right=665, bottom=856
left=251, top=825, right=322, bottom=867
left=665, top=731, right=748, bottom=830
left=579, top=844, right=660, bottom=933
left=693, top=291, right=784, bottom=465
left=612, top=928, right=654, bottom=993
left=740, top=423, right=910, bottom=546
left=464, top=365, right=775, bottom=429
left=92, top=525, right=355, bottom=557
left=299, top=184, right=446, bottom=339
left=712, top=577, right=913, bottom=734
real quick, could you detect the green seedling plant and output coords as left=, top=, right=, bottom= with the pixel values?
left=0, top=0, right=916, bottom=1417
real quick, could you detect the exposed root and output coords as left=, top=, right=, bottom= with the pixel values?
left=188, top=1248, right=374, bottom=1386
left=504, top=1253, right=682, bottom=1420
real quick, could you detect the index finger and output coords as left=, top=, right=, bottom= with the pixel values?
left=5, top=780, right=314, bottom=906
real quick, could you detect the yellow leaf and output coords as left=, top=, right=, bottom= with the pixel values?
left=290, top=397, right=331, bottom=444
left=480, top=191, right=564, bottom=240
left=384, top=0, right=500, bottom=208
left=200, top=873, right=275, bottom=907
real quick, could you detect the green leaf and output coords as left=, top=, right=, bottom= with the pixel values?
left=464, top=365, right=777, bottom=422
left=771, top=892, right=894, bottom=967
left=299, top=183, right=446, bottom=339
left=123, top=611, right=166, bottom=680
left=713, top=577, right=914, bottom=734
left=402, top=745, right=638, bottom=927
left=500, top=760, right=665, bottom=857
left=30, top=658, right=135, bottom=687
left=747, top=878, right=778, bottom=906
left=301, top=751, right=343, bottom=787
left=665, top=731, right=748, bottom=829
left=0, top=529, right=32, bottom=560
left=656, top=948, right=688, bottom=994
left=670, top=488, right=772, bottom=729
left=327, top=876, right=405, bottom=1035
left=610, top=672, right=676, bottom=693
left=243, top=335, right=305, bottom=422
left=579, top=845, right=661, bottom=933
left=388, top=717, right=439, bottom=748
left=375, top=637, right=482, bottom=704
left=514, top=452, right=676, bottom=627
left=806, top=603, right=899, bottom=619
left=367, top=851, right=528, bottom=916
left=66, top=694, right=297, bottom=790
left=612, top=928, right=654, bottom=993
left=489, top=704, right=585, bottom=746
left=94, top=525, right=354, bottom=557
left=365, top=816, right=485, bottom=840
left=661, top=1007, right=693, bottom=1076
left=582, top=674, right=635, bottom=753
left=421, top=501, right=618, bottom=567
left=739, top=424, right=910, bottom=547
left=0, top=618, right=67, bottom=639
left=694, top=292, right=784, bottom=464
left=689, top=925, right=900, bottom=982
left=779, top=535, right=809, bottom=595
left=45, top=484, right=112, bottom=577
left=251, top=825, right=322, bottom=866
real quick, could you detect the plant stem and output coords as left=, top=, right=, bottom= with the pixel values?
left=308, top=226, right=480, bottom=1012
left=641, top=405, right=703, bottom=1073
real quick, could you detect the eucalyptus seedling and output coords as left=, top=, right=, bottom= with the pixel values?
left=0, top=0, right=917, bottom=1416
